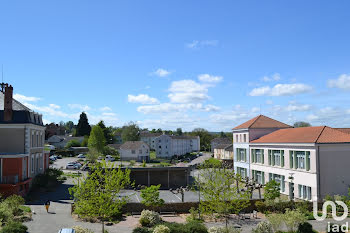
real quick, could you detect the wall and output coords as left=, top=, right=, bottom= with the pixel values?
left=318, top=144, right=350, bottom=199
left=0, top=128, right=25, bottom=153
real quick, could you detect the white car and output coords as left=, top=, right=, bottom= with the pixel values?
left=105, top=155, right=115, bottom=162
left=58, top=229, right=75, bottom=233
left=66, top=164, right=77, bottom=169
left=77, top=154, right=86, bottom=158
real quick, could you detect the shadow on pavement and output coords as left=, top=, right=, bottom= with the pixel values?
left=26, top=183, right=74, bottom=205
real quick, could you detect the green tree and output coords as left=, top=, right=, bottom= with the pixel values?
left=97, top=121, right=115, bottom=144
left=69, top=161, right=132, bottom=232
left=65, top=121, right=75, bottom=134
left=140, top=185, right=165, bottom=210
left=65, top=139, right=81, bottom=148
left=121, top=122, right=140, bottom=142
left=88, top=125, right=106, bottom=153
left=196, top=167, right=250, bottom=230
left=264, top=180, right=281, bottom=201
left=190, top=128, right=214, bottom=151
left=293, top=121, right=311, bottom=128
left=81, top=136, right=89, bottom=147
left=75, top=112, right=91, bottom=136
left=86, top=148, right=100, bottom=163
left=176, top=128, right=183, bottom=136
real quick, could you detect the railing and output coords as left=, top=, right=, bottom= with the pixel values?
left=1, top=175, right=19, bottom=184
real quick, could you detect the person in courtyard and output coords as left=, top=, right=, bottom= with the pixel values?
left=45, top=200, right=50, bottom=213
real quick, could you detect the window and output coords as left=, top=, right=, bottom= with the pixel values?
left=244, top=134, right=247, bottom=142
left=239, top=135, right=242, bottom=142
left=236, top=135, right=238, bottom=142
left=252, top=170, right=265, bottom=184
left=269, top=173, right=285, bottom=192
left=298, top=185, right=312, bottom=200
left=36, top=132, right=39, bottom=147
left=290, top=151, right=311, bottom=171
left=131, top=150, right=135, bottom=154
left=251, top=149, right=264, bottom=164
left=236, top=148, right=247, bottom=162
left=268, top=150, right=284, bottom=167
left=31, top=155, right=34, bottom=173
left=31, top=133, right=34, bottom=147
left=237, top=167, right=247, bottom=178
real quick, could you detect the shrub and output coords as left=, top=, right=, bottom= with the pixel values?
left=139, top=210, right=160, bottom=227
left=73, top=225, right=94, bottom=233
left=3, top=195, right=25, bottom=216
left=264, top=180, right=280, bottom=201
left=266, top=213, right=284, bottom=232
left=186, top=207, right=202, bottom=223
left=255, top=201, right=267, bottom=213
left=297, top=222, right=315, bottom=233
left=284, top=209, right=307, bottom=232
left=163, top=222, right=185, bottom=233
left=32, top=168, right=64, bottom=189
left=208, top=226, right=241, bottom=233
left=133, top=227, right=152, bottom=233
left=251, top=221, right=273, bottom=233
left=0, top=221, right=28, bottom=233
left=184, top=221, right=208, bottom=233
left=153, top=225, right=170, bottom=233
left=66, top=139, right=81, bottom=148
left=19, top=205, right=31, bottom=213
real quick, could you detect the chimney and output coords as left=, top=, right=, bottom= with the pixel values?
left=4, top=84, right=13, bottom=122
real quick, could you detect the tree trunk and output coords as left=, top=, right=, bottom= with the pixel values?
left=102, top=220, right=104, bottom=233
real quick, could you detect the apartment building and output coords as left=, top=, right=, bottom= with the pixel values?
left=250, top=126, right=350, bottom=201
left=155, top=134, right=200, bottom=158
left=140, top=131, right=162, bottom=150
left=233, top=115, right=292, bottom=178
left=0, top=83, right=47, bottom=196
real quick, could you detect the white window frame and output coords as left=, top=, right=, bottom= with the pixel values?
left=297, top=152, right=306, bottom=169
left=273, top=151, right=281, bottom=166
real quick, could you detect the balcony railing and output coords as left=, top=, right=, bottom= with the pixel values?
left=1, top=175, right=19, bottom=184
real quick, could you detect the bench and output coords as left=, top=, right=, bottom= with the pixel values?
left=160, top=211, right=176, bottom=217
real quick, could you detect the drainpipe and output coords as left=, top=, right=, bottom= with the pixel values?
left=317, top=145, right=321, bottom=202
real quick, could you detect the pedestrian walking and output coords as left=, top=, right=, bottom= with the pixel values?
left=45, top=200, right=50, bottom=213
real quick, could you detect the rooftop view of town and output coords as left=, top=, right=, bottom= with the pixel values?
left=1, top=1, right=350, bottom=233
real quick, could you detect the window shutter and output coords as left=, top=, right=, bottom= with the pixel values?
left=271, top=151, right=275, bottom=166
left=262, top=150, right=265, bottom=164
left=244, top=149, right=247, bottom=162
left=289, top=151, right=293, bottom=168
left=294, top=151, right=298, bottom=168
left=251, top=149, right=255, bottom=163
left=306, top=151, right=310, bottom=171
left=236, top=149, right=239, bottom=161
left=268, top=150, right=271, bottom=165
left=262, top=172, right=265, bottom=185
left=281, top=150, right=285, bottom=167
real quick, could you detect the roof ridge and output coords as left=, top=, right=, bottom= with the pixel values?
left=315, top=126, right=327, bottom=143
left=249, top=115, right=262, bottom=127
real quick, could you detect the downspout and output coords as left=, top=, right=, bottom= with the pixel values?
left=316, top=144, right=321, bottom=202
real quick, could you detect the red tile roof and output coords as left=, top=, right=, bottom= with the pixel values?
left=233, top=115, right=292, bottom=130
left=251, top=126, right=350, bottom=144
left=335, top=128, right=350, bottom=134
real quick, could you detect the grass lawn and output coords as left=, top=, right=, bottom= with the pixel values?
left=150, top=151, right=156, bottom=160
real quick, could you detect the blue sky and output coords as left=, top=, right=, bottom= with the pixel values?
left=1, top=0, right=350, bottom=131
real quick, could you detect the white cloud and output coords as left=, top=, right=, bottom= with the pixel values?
left=186, top=40, right=218, bottom=49
left=266, top=100, right=273, bottom=105
left=128, top=94, right=159, bottom=105
left=49, top=104, right=60, bottom=109
left=151, top=68, right=171, bottom=77
left=327, top=74, right=350, bottom=90
left=68, top=104, right=91, bottom=111
left=198, top=74, right=223, bottom=83
left=262, top=73, right=281, bottom=82
left=285, top=103, right=311, bottom=112
left=13, top=94, right=41, bottom=102
left=249, top=83, right=312, bottom=96
left=137, top=103, right=220, bottom=114
left=100, top=106, right=112, bottom=112
left=168, top=80, right=209, bottom=103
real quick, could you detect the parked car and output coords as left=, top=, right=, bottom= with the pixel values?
left=56, top=155, right=62, bottom=159
left=105, top=155, right=115, bottom=162
left=58, top=229, right=75, bottom=233
left=49, top=156, right=57, bottom=161
left=77, top=154, right=86, bottom=158
left=66, top=164, right=77, bottom=169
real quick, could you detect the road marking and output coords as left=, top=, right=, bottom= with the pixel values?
left=172, top=192, right=182, bottom=201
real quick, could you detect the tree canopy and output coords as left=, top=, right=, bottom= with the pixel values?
left=75, top=112, right=91, bottom=136
left=293, top=121, right=311, bottom=128
left=88, top=125, right=106, bottom=153
left=121, top=122, right=140, bottom=142
left=140, top=184, right=165, bottom=210
left=190, top=128, right=214, bottom=151
left=97, top=121, right=115, bottom=144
